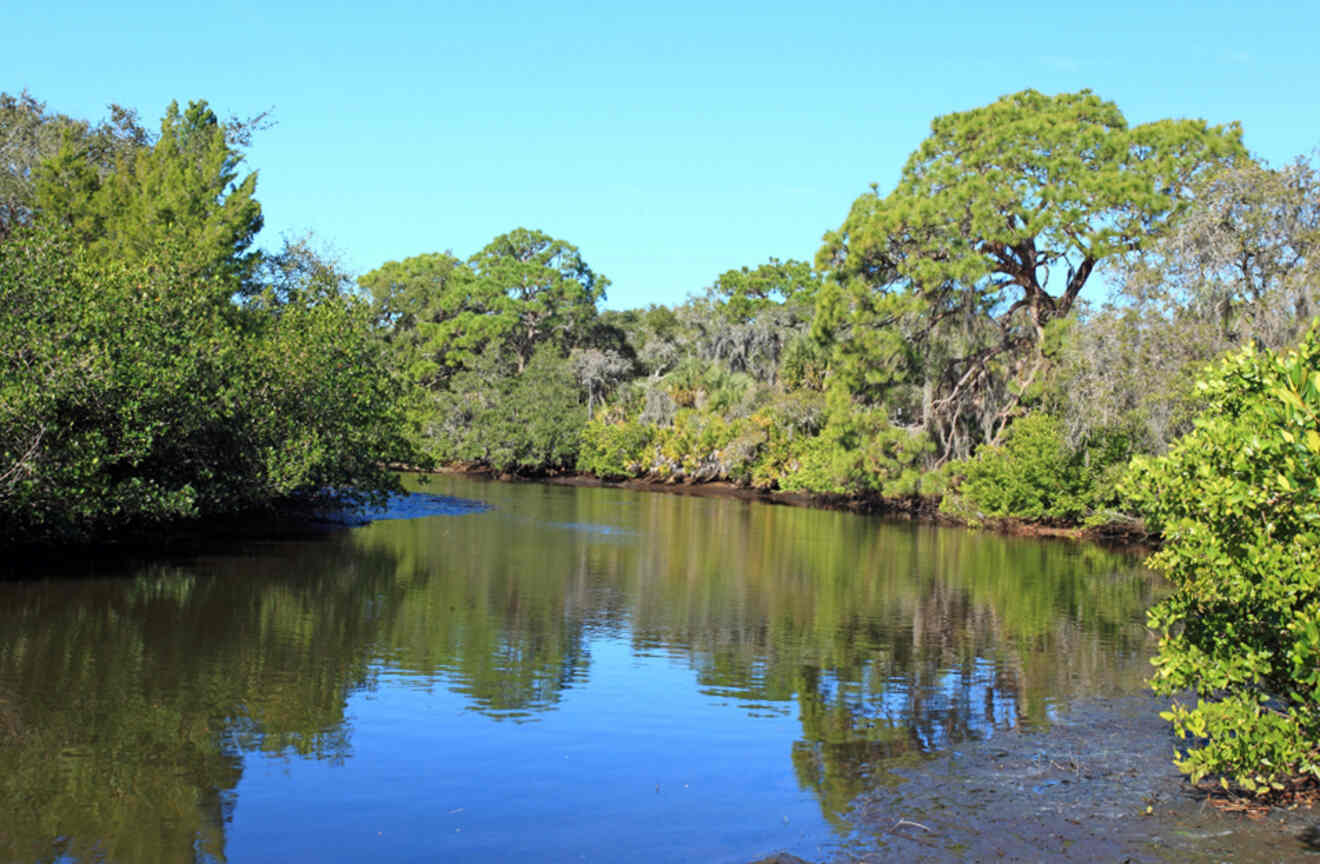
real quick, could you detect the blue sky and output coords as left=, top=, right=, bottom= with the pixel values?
left=8, top=0, right=1318, bottom=309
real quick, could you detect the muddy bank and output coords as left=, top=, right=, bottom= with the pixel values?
left=817, top=692, right=1319, bottom=863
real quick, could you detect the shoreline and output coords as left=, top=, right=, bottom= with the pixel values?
left=820, top=692, right=1319, bottom=863
left=2, top=463, right=1151, bottom=568
left=423, top=464, right=1157, bottom=551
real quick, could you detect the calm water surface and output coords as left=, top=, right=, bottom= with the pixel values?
left=0, top=475, right=1159, bottom=863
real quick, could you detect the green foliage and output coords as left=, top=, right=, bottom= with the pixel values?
left=0, top=223, right=403, bottom=545
left=463, top=228, right=607, bottom=372
left=942, top=413, right=1130, bottom=523
left=744, top=390, right=825, bottom=489
left=428, top=345, right=585, bottom=474
left=359, top=250, right=475, bottom=385
left=578, top=417, right=655, bottom=480
left=1123, top=329, right=1320, bottom=793
left=817, top=89, right=1246, bottom=462
left=361, top=230, right=610, bottom=471
left=708, top=257, right=820, bottom=323
left=1, top=228, right=226, bottom=538
left=1, top=90, right=150, bottom=239
left=231, top=287, right=408, bottom=507
left=824, top=89, right=1244, bottom=323
left=778, top=330, right=830, bottom=392
left=779, top=387, right=934, bottom=497
left=34, top=99, right=263, bottom=289
left=0, top=96, right=404, bottom=545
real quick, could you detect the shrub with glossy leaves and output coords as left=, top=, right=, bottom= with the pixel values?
left=1123, top=327, right=1320, bottom=794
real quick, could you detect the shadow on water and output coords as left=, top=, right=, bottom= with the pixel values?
left=0, top=491, right=489, bottom=579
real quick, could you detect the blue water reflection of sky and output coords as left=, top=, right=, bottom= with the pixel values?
left=226, top=634, right=841, bottom=864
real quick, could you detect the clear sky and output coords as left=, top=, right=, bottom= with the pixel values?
left=8, top=0, right=1318, bottom=309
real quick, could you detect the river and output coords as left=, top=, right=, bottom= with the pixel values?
left=0, top=473, right=1160, bottom=863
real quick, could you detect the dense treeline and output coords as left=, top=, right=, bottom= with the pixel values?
left=0, top=92, right=405, bottom=544
left=368, top=89, right=1316, bottom=529
left=13, top=87, right=1311, bottom=536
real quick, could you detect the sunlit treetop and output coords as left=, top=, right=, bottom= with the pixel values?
left=820, top=88, right=1247, bottom=341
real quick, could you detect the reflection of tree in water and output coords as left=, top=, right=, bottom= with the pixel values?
left=0, top=488, right=615, bottom=863
left=547, top=487, right=1161, bottom=827
left=352, top=513, right=597, bottom=720
left=0, top=538, right=406, bottom=864
left=0, top=478, right=1161, bottom=859
left=361, top=479, right=1159, bottom=828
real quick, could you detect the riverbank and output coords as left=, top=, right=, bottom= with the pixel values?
left=757, top=692, right=1319, bottom=863
left=430, top=464, right=1157, bottom=549
left=845, top=692, right=1319, bottom=862
left=0, top=490, right=486, bottom=577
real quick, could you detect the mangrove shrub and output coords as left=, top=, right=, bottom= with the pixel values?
left=1124, top=328, right=1320, bottom=793
left=0, top=226, right=404, bottom=544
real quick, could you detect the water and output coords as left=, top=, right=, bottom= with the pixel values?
left=0, top=474, right=1159, bottom=863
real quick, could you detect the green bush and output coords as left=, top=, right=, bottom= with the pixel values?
left=779, top=386, right=932, bottom=497
left=649, top=410, right=743, bottom=481
left=942, top=413, right=1128, bottom=523
left=1123, top=329, right=1320, bottom=795
left=429, top=345, right=585, bottom=474
left=578, top=416, right=654, bottom=480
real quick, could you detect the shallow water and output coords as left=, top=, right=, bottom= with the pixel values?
left=0, top=474, right=1160, bottom=863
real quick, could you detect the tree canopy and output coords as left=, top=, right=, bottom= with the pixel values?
left=358, top=250, right=474, bottom=386
left=1, top=96, right=403, bottom=544
left=362, top=228, right=608, bottom=378
left=466, top=228, right=608, bottom=372
left=33, top=99, right=263, bottom=288
left=815, top=89, right=1246, bottom=458
left=708, top=257, right=820, bottom=323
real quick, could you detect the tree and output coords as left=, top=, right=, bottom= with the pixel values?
left=1116, top=154, right=1319, bottom=349
left=0, top=90, right=149, bottom=239
left=464, top=228, right=608, bottom=372
left=570, top=347, right=632, bottom=418
left=363, top=229, right=608, bottom=379
left=668, top=259, right=824, bottom=386
left=254, top=232, right=357, bottom=306
left=1055, top=154, right=1320, bottom=455
left=34, top=99, right=263, bottom=289
left=1123, top=329, right=1320, bottom=795
left=0, top=220, right=404, bottom=544
left=359, top=251, right=476, bottom=386
left=428, top=344, right=585, bottom=473
left=708, top=257, right=820, bottom=323
left=816, top=89, right=1245, bottom=460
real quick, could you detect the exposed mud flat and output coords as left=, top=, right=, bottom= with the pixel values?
left=828, top=692, right=1319, bottom=863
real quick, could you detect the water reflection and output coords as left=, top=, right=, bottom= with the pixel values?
left=0, top=475, right=1158, bottom=862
